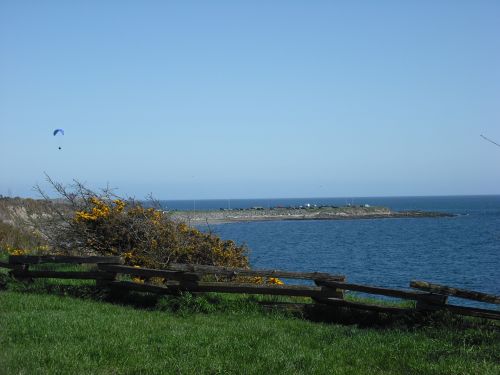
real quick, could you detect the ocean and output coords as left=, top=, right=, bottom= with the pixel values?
left=160, top=196, right=500, bottom=307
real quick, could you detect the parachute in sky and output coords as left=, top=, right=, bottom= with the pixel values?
left=53, top=128, right=64, bottom=149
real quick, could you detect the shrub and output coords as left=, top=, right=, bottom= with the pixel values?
left=33, top=177, right=249, bottom=270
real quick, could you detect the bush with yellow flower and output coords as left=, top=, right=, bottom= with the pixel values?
left=34, top=179, right=250, bottom=274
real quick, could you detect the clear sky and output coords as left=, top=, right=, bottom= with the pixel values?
left=1, top=1, right=499, bottom=199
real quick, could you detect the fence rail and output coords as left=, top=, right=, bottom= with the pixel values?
left=8, top=255, right=124, bottom=265
left=315, top=280, right=447, bottom=304
left=107, top=280, right=343, bottom=299
left=97, top=264, right=201, bottom=282
left=1, top=255, right=499, bottom=321
left=410, top=280, right=500, bottom=304
left=11, top=270, right=116, bottom=280
left=166, top=262, right=345, bottom=281
left=0, top=261, right=16, bottom=269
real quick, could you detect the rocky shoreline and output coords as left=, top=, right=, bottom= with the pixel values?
left=169, top=206, right=452, bottom=224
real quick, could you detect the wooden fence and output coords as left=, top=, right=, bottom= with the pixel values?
left=2, top=255, right=499, bottom=321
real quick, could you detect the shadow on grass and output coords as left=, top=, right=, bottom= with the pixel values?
left=302, top=302, right=495, bottom=331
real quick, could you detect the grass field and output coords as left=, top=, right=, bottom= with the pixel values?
left=1, top=262, right=499, bottom=375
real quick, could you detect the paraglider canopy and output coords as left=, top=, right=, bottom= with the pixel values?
left=53, top=129, right=64, bottom=150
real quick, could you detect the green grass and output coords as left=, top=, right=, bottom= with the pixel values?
left=1, top=272, right=499, bottom=375
left=345, top=292, right=416, bottom=308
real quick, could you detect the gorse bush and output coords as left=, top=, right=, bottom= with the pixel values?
left=34, top=178, right=249, bottom=270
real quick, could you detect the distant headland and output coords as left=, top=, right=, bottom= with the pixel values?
left=169, top=204, right=453, bottom=224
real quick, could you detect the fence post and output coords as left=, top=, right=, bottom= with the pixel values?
left=8, top=258, right=31, bottom=283
left=314, top=277, right=346, bottom=301
left=412, top=283, right=448, bottom=312
left=95, top=259, right=122, bottom=288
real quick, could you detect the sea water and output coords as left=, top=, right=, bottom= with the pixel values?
left=161, top=196, right=500, bottom=307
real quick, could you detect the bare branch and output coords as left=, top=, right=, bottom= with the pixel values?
left=480, top=134, right=500, bottom=148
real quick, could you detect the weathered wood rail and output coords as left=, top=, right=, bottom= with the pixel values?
left=96, top=262, right=346, bottom=299
left=0, top=261, right=16, bottom=269
left=1, top=255, right=499, bottom=321
left=410, top=280, right=500, bottom=304
left=108, top=280, right=342, bottom=299
left=8, top=255, right=124, bottom=265
left=408, top=280, right=500, bottom=320
left=316, top=280, right=447, bottom=304
left=165, top=262, right=345, bottom=281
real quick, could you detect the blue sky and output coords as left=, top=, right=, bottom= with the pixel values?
left=1, top=1, right=499, bottom=199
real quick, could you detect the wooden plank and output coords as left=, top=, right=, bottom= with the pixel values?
left=189, top=282, right=342, bottom=298
left=108, top=281, right=177, bottom=294
left=417, top=301, right=500, bottom=321
left=97, top=264, right=200, bottom=281
left=410, top=280, right=500, bottom=305
left=314, top=297, right=411, bottom=314
left=314, top=279, right=345, bottom=300
left=317, top=280, right=447, bottom=304
left=0, top=261, right=16, bottom=269
left=443, top=304, right=500, bottom=320
left=108, top=280, right=343, bottom=298
left=11, top=270, right=116, bottom=280
left=167, top=263, right=345, bottom=281
left=9, top=255, right=124, bottom=265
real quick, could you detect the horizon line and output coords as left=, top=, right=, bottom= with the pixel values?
left=3, top=193, right=499, bottom=201
left=154, top=193, right=500, bottom=201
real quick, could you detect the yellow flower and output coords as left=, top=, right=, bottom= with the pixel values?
left=268, top=277, right=284, bottom=285
left=90, top=197, right=101, bottom=205
left=113, top=199, right=126, bottom=212
left=8, top=249, right=27, bottom=256
left=74, top=210, right=96, bottom=221
left=251, top=276, right=263, bottom=284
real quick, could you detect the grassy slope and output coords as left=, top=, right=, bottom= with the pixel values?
left=1, top=288, right=499, bottom=375
left=0, top=252, right=499, bottom=375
